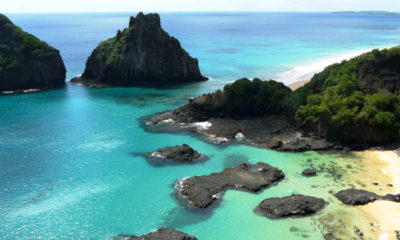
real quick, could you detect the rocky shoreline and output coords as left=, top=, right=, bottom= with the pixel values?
left=335, top=189, right=400, bottom=206
left=147, top=112, right=341, bottom=152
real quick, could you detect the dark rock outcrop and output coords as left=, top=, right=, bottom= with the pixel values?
left=335, top=189, right=400, bottom=206
left=151, top=144, right=203, bottom=162
left=71, top=12, right=207, bottom=88
left=0, top=14, right=66, bottom=92
left=147, top=111, right=336, bottom=152
left=114, top=228, right=197, bottom=240
left=302, top=169, right=317, bottom=177
left=177, top=162, right=285, bottom=208
left=335, top=189, right=379, bottom=205
left=256, top=194, right=326, bottom=218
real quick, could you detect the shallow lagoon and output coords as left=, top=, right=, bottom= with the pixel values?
left=1, top=12, right=400, bottom=239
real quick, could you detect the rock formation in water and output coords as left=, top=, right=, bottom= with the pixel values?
left=0, top=14, right=66, bottom=92
left=177, top=162, right=285, bottom=208
left=336, top=189, right=400, bottom=206
left=302, top=169, right=317, bottom=177
left=256, top=194, right=326, bottom=218
left=151, top=144, right=203, bottom=162
left=114, top=228, right=197, bottom=240
left=71, top=12, right=207, bottom=87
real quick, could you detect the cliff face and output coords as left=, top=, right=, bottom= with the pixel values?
left=72, top=12, right=207, bottom=87
left=0, top=14, right=66, bottom=92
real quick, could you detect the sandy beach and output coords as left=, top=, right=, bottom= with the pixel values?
left=278, top=47, right=394, bottom=90
left=358, top=150, right=400, bottom=240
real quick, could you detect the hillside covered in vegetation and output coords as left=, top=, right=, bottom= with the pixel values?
left=164, top=46, right=400, bottom=145
left=0, top=14, right=66, bottom=92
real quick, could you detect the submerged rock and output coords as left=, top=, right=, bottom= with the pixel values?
left=256, top=194, right=326, bottom=218
left=335, top=189, right=379, bottom=205
left=302, top=169, right=317, bottom=177
left=177, top=162, right=285, bottom=208
left=114, top=228, right=197, bottom=240
left=0, top=14, right=66, bottom=92
left=71, top=12, right=207, bottom=87
left=151, top=144, right=203, bottom=162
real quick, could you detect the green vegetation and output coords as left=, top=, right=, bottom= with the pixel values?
left=222, top=78, right=292, bottom=116
left=200, top=78, right=292, bottom=118
left=294, top=47, right=400, bottom=140
left=204, top=47, right=400, bottom=142
left=0, top=14, right=58, bottom=75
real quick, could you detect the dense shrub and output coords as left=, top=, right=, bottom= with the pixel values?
left=211, top=78, right=292, bottom=118
left=294, top=47, right=400, bottom=140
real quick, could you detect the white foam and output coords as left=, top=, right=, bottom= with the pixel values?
left=206, top=134, right=228, bottom=144
left=1, top=88, right=40, bottom=94
left=235, top=132, right=245, bottom=141
left=162, top=119, right=174, bottom=123
left=150, top=152, right=164, bottom=158
left=175, top=177, right=190, bottom=192
left=275, top=46, right=394, bottom=85
left=192, top=121, right=212, bottom=130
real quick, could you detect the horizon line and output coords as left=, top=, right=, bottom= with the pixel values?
left=4, top=10, right=399, bottom=14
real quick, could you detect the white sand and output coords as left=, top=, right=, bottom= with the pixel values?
left=359, top=151, right=400, bottom=239
left=275, top=46, right=395, bottom=88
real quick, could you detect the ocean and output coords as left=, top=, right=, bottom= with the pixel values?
left=1, top=12, right=399, bottom=239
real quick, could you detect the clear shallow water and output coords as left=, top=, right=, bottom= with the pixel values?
left=1, top=12, right=400, bottom=239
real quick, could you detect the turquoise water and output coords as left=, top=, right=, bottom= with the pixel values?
left=1, top=12, right=400, bottom=239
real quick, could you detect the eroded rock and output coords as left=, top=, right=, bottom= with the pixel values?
left=256, top=194, right=326, bottom=218
left=151, top=144, right=203, bottom=162
left=177, top=162, right=285, bottom=208
left=114, top=228, right=197, bottom=240
left=302, top=169, right=317, bottom=177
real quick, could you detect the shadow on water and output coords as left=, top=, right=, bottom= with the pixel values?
left=112, top=93, right=185, bottom=107
left=161, top=183, right=221, bottom=229
left=222, top=154, right=251, bottom=168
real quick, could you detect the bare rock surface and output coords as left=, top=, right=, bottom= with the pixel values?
left=114, top=228, right=197, bottom=240
left=177, top=162, right=285, bottom=208
left=256, top=194, right=326, bottom=218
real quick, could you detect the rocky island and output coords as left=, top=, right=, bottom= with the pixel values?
left=151, top=144, right=203, bottom=162
left=149, top=47, right=400, bottom=151
left=71, top=12, right=207, bottom=87
left=255, top=194, right=326, bottom=218
left=143, top=144, right=208, bottom=166
left=176, top=162, right=285, bottom=208
left=0, top=14, right=66, bottom=93
left=114, top=228, right=197, bottom=240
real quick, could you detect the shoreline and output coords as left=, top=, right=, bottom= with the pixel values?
left=358, top=150, right=400, bottom=240
left=277, top=46, right=396, bottom=90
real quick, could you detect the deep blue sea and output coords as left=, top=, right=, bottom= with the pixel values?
left=1, top=12, right=400, bottom=239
